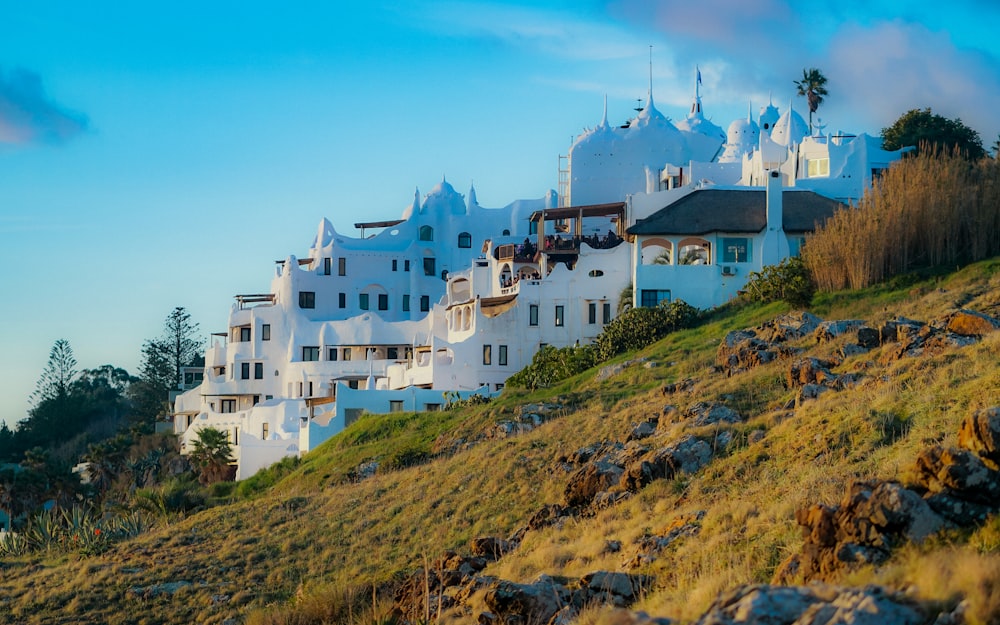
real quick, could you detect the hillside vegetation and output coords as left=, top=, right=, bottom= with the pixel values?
left=2, top=259, right=1000, bottom=625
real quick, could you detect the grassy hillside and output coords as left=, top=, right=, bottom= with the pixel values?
left=3, top=259, right=1000, bottom=625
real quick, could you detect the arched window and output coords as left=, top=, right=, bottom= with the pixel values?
left=419, top=225, right=434, bottom=241
left=588, top=269, right=604, bottom=277
left=502, top=229, right=510, bottom=236
left=678, top=237, right=711, bottom=265
left=457, top=232, right=472, bottom=248
left=641, top=238, right=673, bottom=265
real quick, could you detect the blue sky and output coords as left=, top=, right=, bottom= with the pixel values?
left=2, top=0, right=999, bottom=427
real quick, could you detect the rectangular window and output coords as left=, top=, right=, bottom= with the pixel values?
left=420, top=295, right=430, bottom=312
left=348, top=380, right=359, bottom=389
left=588, top=302, right=597, bottom=324
left=302, top=346, right=320, bottom=361
left=423, top=257, right=436, bottom=276
left=241, top=362, right=250, bottom=379
left=808, top=157, right=830, bottom=177
left=640, top=289, right=671, bottom=308
left=308, top=381, right=313, bottom=397
left=390, top=400, right=404, bottom=413
left=254, top=362, right=263, bottom=379
left=262, top=422, right=269, bottom=439
left=722, top=237, right=752, bottom=263
left=529, top=304, right=538, bottom=326
left=555, top=305, right=564, bottom=327
left=392, top=259, right=398, bottom=271
left=359, top=293, right=369, bottom=310
left=404, top=260, right=411, bottom=272
left=378, top=293, right=388, bottom=310
left=262, top=324, right=271, bottom=341
left=338, top=292, right=346, bottom=309
left=343, top=348, right=352, bottom=361
left=424, top=403, right=441, bottom=412
left=252, top=395, right=260, bottom=406
left=328, top=347, right=338, bottom=361
left=603, top=303, right=612, bottom=324
left=499, top=344, right=508, bottom=366
left=299, top=291, right=315, bottom=309
left=323, top=257, right=331, bottom=275
left=790, top=236, right=807, bottom=257
left=483, top=344, right=492, bottom=365
left=240, top=326, right=251, bottom=342
left=402, top=294, right=410, bottom=311
left=387, top=347, right=399, bottom=360
left=338, top=257, right=346, bottom=276
left=221, top=399, right=236, bottom=413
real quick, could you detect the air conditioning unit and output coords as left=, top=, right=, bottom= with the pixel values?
left=722, top=266, right=736, bottom=276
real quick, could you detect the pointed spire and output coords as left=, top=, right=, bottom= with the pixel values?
left=467, top=181, right=478, bottom=211
left=689, top=65, right=704, bottom=117
left=747, top=98, right=753, bottom=121
left=647, top=44, right=655, bottom=111
left=599, top=94, right=609, bottom=128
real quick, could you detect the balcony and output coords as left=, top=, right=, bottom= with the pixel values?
left=235, top=293, right=275, bottom=310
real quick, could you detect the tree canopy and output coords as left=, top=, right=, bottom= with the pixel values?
left=188, top=427, right=235, bottom=485
left=794, top=67, right=828, bottom=133
left=882, top=108, right=985, bottom=160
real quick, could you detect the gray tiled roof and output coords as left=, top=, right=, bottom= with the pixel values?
left=627, top=189, right=846, bottom=236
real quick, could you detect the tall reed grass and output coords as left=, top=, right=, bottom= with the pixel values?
left=804, top=147, right=1000, bottom=290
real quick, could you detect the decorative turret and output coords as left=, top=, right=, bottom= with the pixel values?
left=421, top=176, right=467, bottom=216
left=675, top=66, right=725, bottom=162
left=759, top=94, right=780, bottom=134
left=718, top=100, right=760, bottom=163
left=771, top=99, right=808, bottom=147
left=401, top=187, right=421, bottom=220
left=467, top=182, right=479, bottom=212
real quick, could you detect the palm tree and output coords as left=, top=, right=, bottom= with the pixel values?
left=188, top=427, right=234, bottom=485
left=794, top=68, right=828, bottom=134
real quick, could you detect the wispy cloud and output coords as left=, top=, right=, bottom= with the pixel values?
left=0, top=67, right=88, bottom=146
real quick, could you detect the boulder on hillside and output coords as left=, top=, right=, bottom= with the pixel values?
left=814, top=319, right=866, bottom=343
left=856, top=326, right=881, bottom=349
left=693, top=583, right=927, bottom=625
left=684, top=402, right=744, bottom=426
left=482, top=575, right=572, bottom=625
left=957, top=406, right=1000, bottom=466
left=756, top=312, right=823, bottom=343
left=564, top=459, right=625, bottom=507
left=470, top=537, right=513, bottom=561
left=945, top=309, right=1000, bottom=337
left=911, top=445, right=1000, bottom=504
left=786, top=357, right=839, bottom=388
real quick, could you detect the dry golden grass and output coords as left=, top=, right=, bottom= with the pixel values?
left=804, top=150, right=1000, bottom=291
left=2, top=261, right=1000, bottom=625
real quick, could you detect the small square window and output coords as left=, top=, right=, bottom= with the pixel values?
left=241, top=362, right=250, bottom=379
left=240, top=326, right=251, bottom=342
left=420, top=295, right=430, bottom=312
left=302, top=346, right=320, bottom=361
left=254, top=362, right=263, bottom=379
left=299, top=291, right=316, bottom=309
left=359, top=293, right=369, bottom=310
left=390, top=400, right=404, bottom=413
left=343, top=348, right=352, bottom=361
left=387, top=347, right=399, bottom=359
left=328, top=347, right=338, bottom=361
left=423, top=257, right=436, bottom=276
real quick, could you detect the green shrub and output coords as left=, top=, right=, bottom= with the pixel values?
left=236, top=455, right=302, bottom=499
left=381, top=447, right=430, bottom=472
left=594, top=299, right=699, bottom=361
left=740, top=257, right=816, bottom=308
left=506, top=344, right=598, bottom=390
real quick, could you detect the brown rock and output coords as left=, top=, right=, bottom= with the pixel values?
left=564, top=460, right=624, bottom=507
left=912, top=445, right=1000, bottom=505
left=945, top=309, right=1000, bottom=337
left=958, top=406, right=1000, bottom=466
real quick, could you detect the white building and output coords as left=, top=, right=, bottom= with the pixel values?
left=175, top=71, right=907, bottom=478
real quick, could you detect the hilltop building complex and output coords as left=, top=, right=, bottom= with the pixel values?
left=174, top=74, right=908, bottom=478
